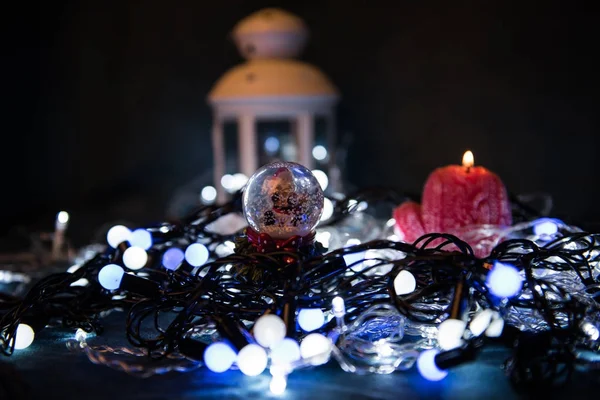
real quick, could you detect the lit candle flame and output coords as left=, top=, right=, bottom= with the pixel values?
left=462, top=151, right=474, bottom=169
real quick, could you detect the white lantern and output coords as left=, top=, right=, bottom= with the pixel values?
left=208, top=8, right=340, bottom=202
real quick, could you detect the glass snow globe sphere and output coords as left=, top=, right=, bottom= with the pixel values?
left=242, top=162, right=324, bottom=239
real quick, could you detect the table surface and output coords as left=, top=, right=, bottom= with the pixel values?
left=2, top=313, right=599, bottom=400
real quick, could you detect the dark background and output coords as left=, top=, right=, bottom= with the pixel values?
left=3, top=0, right=599, bottom=243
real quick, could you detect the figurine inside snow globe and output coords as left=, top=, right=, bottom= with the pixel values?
left=235, top=161, right=325, bottom=265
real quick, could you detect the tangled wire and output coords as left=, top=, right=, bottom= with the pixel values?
left=1, top=188, right=599, bottom=392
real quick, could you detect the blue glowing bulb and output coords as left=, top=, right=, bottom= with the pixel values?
left=270, top=338, right=301, bottom=365
left=203, top=341, right=237, bottom=373
left=98, top=264, right=125, bottom=290
left=185, top=243, right=209, bottom=267
left=486, top=262, right=523, bottom=298
left=297, top=308, right=325, bottom=332
left=129, top=229, right=153, bottom=250
left=417, top=349, right=448, bottom=381
left=162, top=248, right=185, bottom=271
left=533, top=218, right=559, bottom=237
left=264, top=136, right=280, bottom=153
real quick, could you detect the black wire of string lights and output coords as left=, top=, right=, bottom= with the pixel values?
left=0, top=187, right=599, bottom=391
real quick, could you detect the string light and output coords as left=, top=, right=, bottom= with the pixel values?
left=57, top=211, right=69, bottom=225
left=184, top=243, right=209, bottom=267
left=485, top=318, right=504, bottom=338
left=265, top=137, right=280, bottom=154
left=106, top=225, right=132, bottom=248
left=312, top=169, right=329, bottom=191
left=162, top=248, right=185, bottom=271
left=469, top=309, right=494, bottom=337
left=300, top=333, right=331, bottom=365
left=98, top=264, right=125, bottom=290
left=129, top=229, right=153, bottom=250
left=437, top=319, right=466, bottom=351
left=486, top=262, right=523, bottom=298
left=581, top=321, right=600, bottom=341
left=200, top=186, right=217, bottom=204
left=122, top=247, right=148, bottom=270
left=270, top=374, right=287, bottom=395
left=343, top=239, right=366, bottom=271
left=417, top=349, right=448, bottom=381
left=312, top=145, right=327, bottom=161
left=393, top=270, right=416, bottom=295
left=332, top=297, right=346, bottom=318
left=297, top=309, right=325, bottom=332
left=221, top=174, right=235, bottom=192
left=270, top=338, right=301, bottom=365
left=75, top=328, right=88, bottom=342
left=236, top=344, right=268, bottom=376
left=533, top=218, right=559, bottom=237
left=232, top=173, right=249, bottom=191
left=204, top=342, right=237, bottom=373
left=14, top=324, right=35, bottom=350
left=320, top=198, right=334, bottom=222
left=253, top=314, right=286, bottom=349
left=2, top=184, right=600, bottom=391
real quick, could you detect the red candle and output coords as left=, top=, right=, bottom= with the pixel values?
left=394, top=151, right=511, bottom=257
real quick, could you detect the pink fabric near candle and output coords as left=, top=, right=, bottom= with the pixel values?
left=393, top=201, right=425, bottom=242
left=394, top=165, right=511, bottom=257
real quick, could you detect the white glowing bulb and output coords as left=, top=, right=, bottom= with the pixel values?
left=122, top=247, right=148, bottom=270
left=75, top=328, right=87, bottom=342
left=253, top=314, right=286, bottom=349
left=98, top=264, right=125, bottom=290
left=236, top=344, right=268, bottom=376
left=533, top=218, right=559, bottom=237
left=417, top=349, right=448, bottom=381
left=332, top=296, right=345, bottom=318
left=469, top=309, right=494, bottom=336
left=221, top=174, right=234, bottom=191
left=581, top=322, right=600, bottom=341
left=231, top=173, right=249, bottom=192
left=67, top=264, right=81, bottom=273
left=57, top=211, right=69, bottom=225
left=312, top=169, right=329, bottom=191
left=107, top=225, right=132, bottom=248
left=70, top=278, right=89, bottom=287
left=394, top=270, right=417, bottom=295
left=312, top=145, right=328, bottom=161
left=201, top=186, right=217, bottom=204
left=462, top=150, right=474, bottom=168
left=485, top=318, right=504, bottom=338
left=343, top=238, right=366, bottom=271
left=486, top=262, right=523, bottom=298
left=185, top=243, right=209, bottom=267
left=270, top=374, right=287, bottom=395
left=315, top=231, right=332, bottom=248
left=204, top=342, right=237, bottom=373
left=437, top=319, right=466, bottom=350
left=320, top=197, right=334, bottom=222
left=270, top=338, right=301, bottom=365
left=14, top=324, right=35, bottom=350
left=129, top=229, right=153, bottom=250
left=300, top=333, right=331, bottom=365
left=297, top=309, right=325, bottom=332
